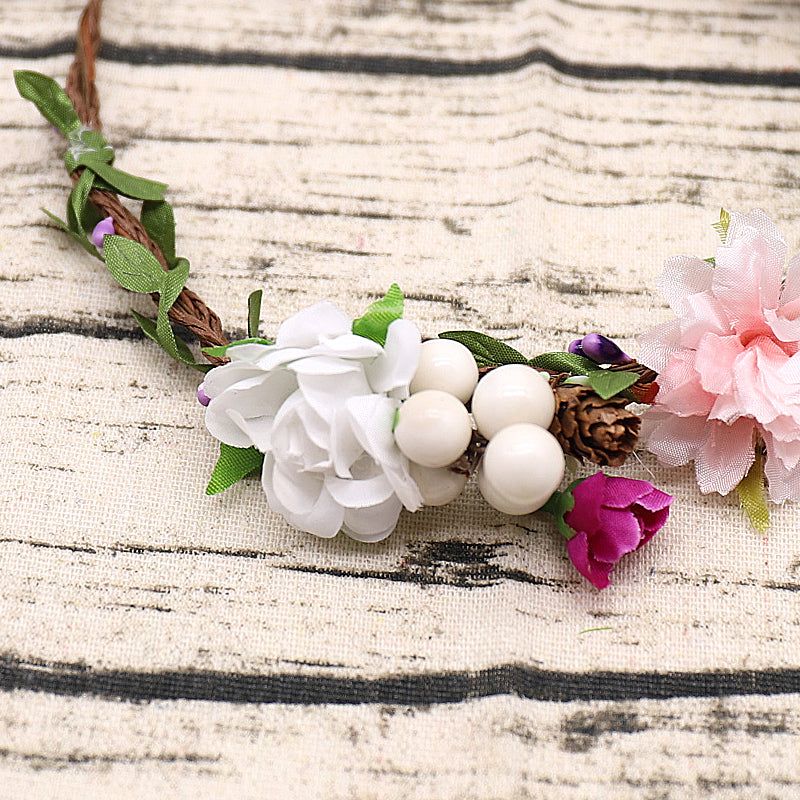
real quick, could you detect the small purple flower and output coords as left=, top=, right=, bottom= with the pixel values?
left=576, top=333, right=631, bottom=365
left=562, top=473, right=672, bottom=589
left=91, top=216, right=115, bottom=250
left=197, top=384, right=211, bottom=407
left=568, top=339, right=585, bottom=356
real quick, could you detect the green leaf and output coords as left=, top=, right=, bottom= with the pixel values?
left=63, top=127, right=113, bottom=172
left=704, top=257, right=716, bottom=266
left=67, top=168, right=96, bottom=240
left=14, top=70, right=81, bottom=135
left=131, top=309, right=212, bottom=373
left=248, top=290, right=263, bottom=338
left=352, top=284, right=404, bottom=346
left=141, top=199, right=176, bottom=266
left=155, top=258, right=191, bottom=362
left=586, top=370, right=638, bottom=400
left=103, top=235, right=165, bottom=293
left=77, top=154, right=167, bottom=201
left=202, top=337, right=273, bottom=358
left=438, top=330, right=527, bottom=367
left=736, top=449, right=770, bottom=533
left=712, top=208, right=731, bottom=243
left=528, top=351, right=601, bottom=376
left=41, top=208, right=98, bottom=256
left=206, top=443, right=264, bottom=495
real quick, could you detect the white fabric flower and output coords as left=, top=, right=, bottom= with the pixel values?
left=202, top=301, right=424, bottom=541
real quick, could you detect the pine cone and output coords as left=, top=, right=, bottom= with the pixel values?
left=549, top=384, right=640, bottom=466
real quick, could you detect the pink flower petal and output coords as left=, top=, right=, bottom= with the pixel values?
left=694, top=418, right=755, bottom=496
left=566, top=533, right=613, bottom=590
left=601, top=476, right=657, bottom=509
left=589, top=507, right=643, bottom=562
left=564, top=472, right=604, bottom=534
left=646, top=413, right=708, bottom=466
left=694, top=333, right=742, bottom=395
left=657, top=255, right=715, bottom=316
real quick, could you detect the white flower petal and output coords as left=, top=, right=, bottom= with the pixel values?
left=365, top=318, right=421, bottom=396
left=276, top=301, right=351, bottom=347
left=271, top=461, right=325, bottom=514
left=297, top=370, right=372, bottom=420
left=255, top=347, right=309, bottom=372
left=330, top=408, right=365, bottom=478
left=202, top=363, right=266, bottom=399
left=290, top=356, right=363, bottom=376
left=205, top=401, right=256, bottom=449
left=325, top=473, right=394, bottom=508
left=342, top=495, right=403, bottom=542
left=231, top=412, right=274, bottom=452
left=319, top=333, right=383, bottom=360
left=226, top=342, right=275, bottom=363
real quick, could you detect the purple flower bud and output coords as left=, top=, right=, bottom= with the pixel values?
left=568, top=339, right=585, bottom=356
left=579, top=333, right=631, bottom=365
left=197, top=384, right=211, bottom=407
left=91, top=216, right=115, bottom=250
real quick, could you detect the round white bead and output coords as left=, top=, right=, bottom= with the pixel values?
left=471, top=364, right=555, bottom=439
left=409, top=338, right=479, bottom=403
left=408, top=462, right=468, bottom=506
left=394, top=390, right=473, bottom=468
left=477, top=423, right=565, bottom=515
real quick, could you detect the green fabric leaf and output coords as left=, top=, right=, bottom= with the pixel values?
left=76, top=154, right=167, bottom=201
left=736, top=449, right=770, bottom=533
left=248, top=290, right=263, bottom=338
left=63, top=128, right=113, bottom=172
left=712, top=208, right=731, bottom=243
left=67, top=168, right=96, bottom=240
left=528, top=351, right=601, bottom=376
left=206, top=443, right=265, bottom=495
left=586, top=370, right=638, bottom=400
left=103, top=235, right=165, bottom=293
left=155, top=258, right=191, bottom=362
left=131, top=309, right=212, bottom=373
left=704, top=257, right=716, bottom=265
left=438, top=330, right=527, bottom=367
left=140, top=199, right=177, bottom=266
left=202, top=337, right=274, bottom=358
left=14, top=70, right=81, bottom=135
left=352, top=284, right=404, bottom=346
left=42, top=208, right=98, bottom=257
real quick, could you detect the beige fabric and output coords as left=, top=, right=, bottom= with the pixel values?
left=2, top=0, right=800, bottom=796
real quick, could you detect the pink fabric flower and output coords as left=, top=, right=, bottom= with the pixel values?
left=562, top=473, right=672, bottom=589
left=640, top=210, right=800, bottom=502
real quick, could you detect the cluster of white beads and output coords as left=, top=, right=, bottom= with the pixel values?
left=394, top=339, right=566, bottom=514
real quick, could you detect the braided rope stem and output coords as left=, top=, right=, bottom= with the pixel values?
left=64, top=0, right=230, bottom=361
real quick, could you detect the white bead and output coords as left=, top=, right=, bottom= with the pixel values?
left=394, top=390, right=473, bottom=468
left=409, top=462, right=468, bottom=506
left=409, top=339, right=479, bottom=403
left=471, top=363, right=555, bottom=439
left=477, top=423, right=565, bottom=515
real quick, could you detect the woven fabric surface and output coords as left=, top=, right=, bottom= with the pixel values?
left=2, top=0, right=800, bottom=796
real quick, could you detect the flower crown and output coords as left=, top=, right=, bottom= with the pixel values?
left=16, top=5, right=798, bottom=589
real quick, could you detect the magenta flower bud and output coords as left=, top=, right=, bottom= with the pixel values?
left=563, top=473, right=672, bottom=589
left=568, top=339, right=585, bottom=356
left=91, top=216, right=115, bottom=250
left=197, top=384, right=211, bottom=407
left=579, top=333, right=631, bottom=364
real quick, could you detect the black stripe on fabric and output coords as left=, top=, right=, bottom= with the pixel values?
left=2, top=656, right=799, bottom=706
left=4, top=39, right=800, bottom=86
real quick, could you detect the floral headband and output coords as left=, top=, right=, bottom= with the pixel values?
left=15, top=1, right=798, bottom=589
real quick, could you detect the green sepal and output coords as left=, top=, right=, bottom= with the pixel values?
left=352, top=284, right=403, bottom=346
left=206, top=443, right=265, bottom=495
left=704, top=257, right=716, bottom=266
left=540, top=480, right=581, bottom=540
left=528, top=351, right=601, bottom=376
left=41, top=208, right=98, bottom=257
left=77, top=153, right=167, bottom=201
left=14, top=70, right=81, bottom=135
left=438, top=330, right=527, bottom=368
left=202, top=337, right=273, bottom=358
left=141, top=199, right=177, bottom=267
left=586, top=370, right=638, bottom=400
left=736, top=449, right=770, bottom=533
left=248, top=290, right=263, bottom=338
left=712, top=208, right=731, bottom=243
left=154, top=258, right=191, bottom=363
left=131, top=310, right=212, bottom=373
left=103, top=235, right=165, bottom=293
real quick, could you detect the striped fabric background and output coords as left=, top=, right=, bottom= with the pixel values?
left=2, top=0, right=800, bottom=796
